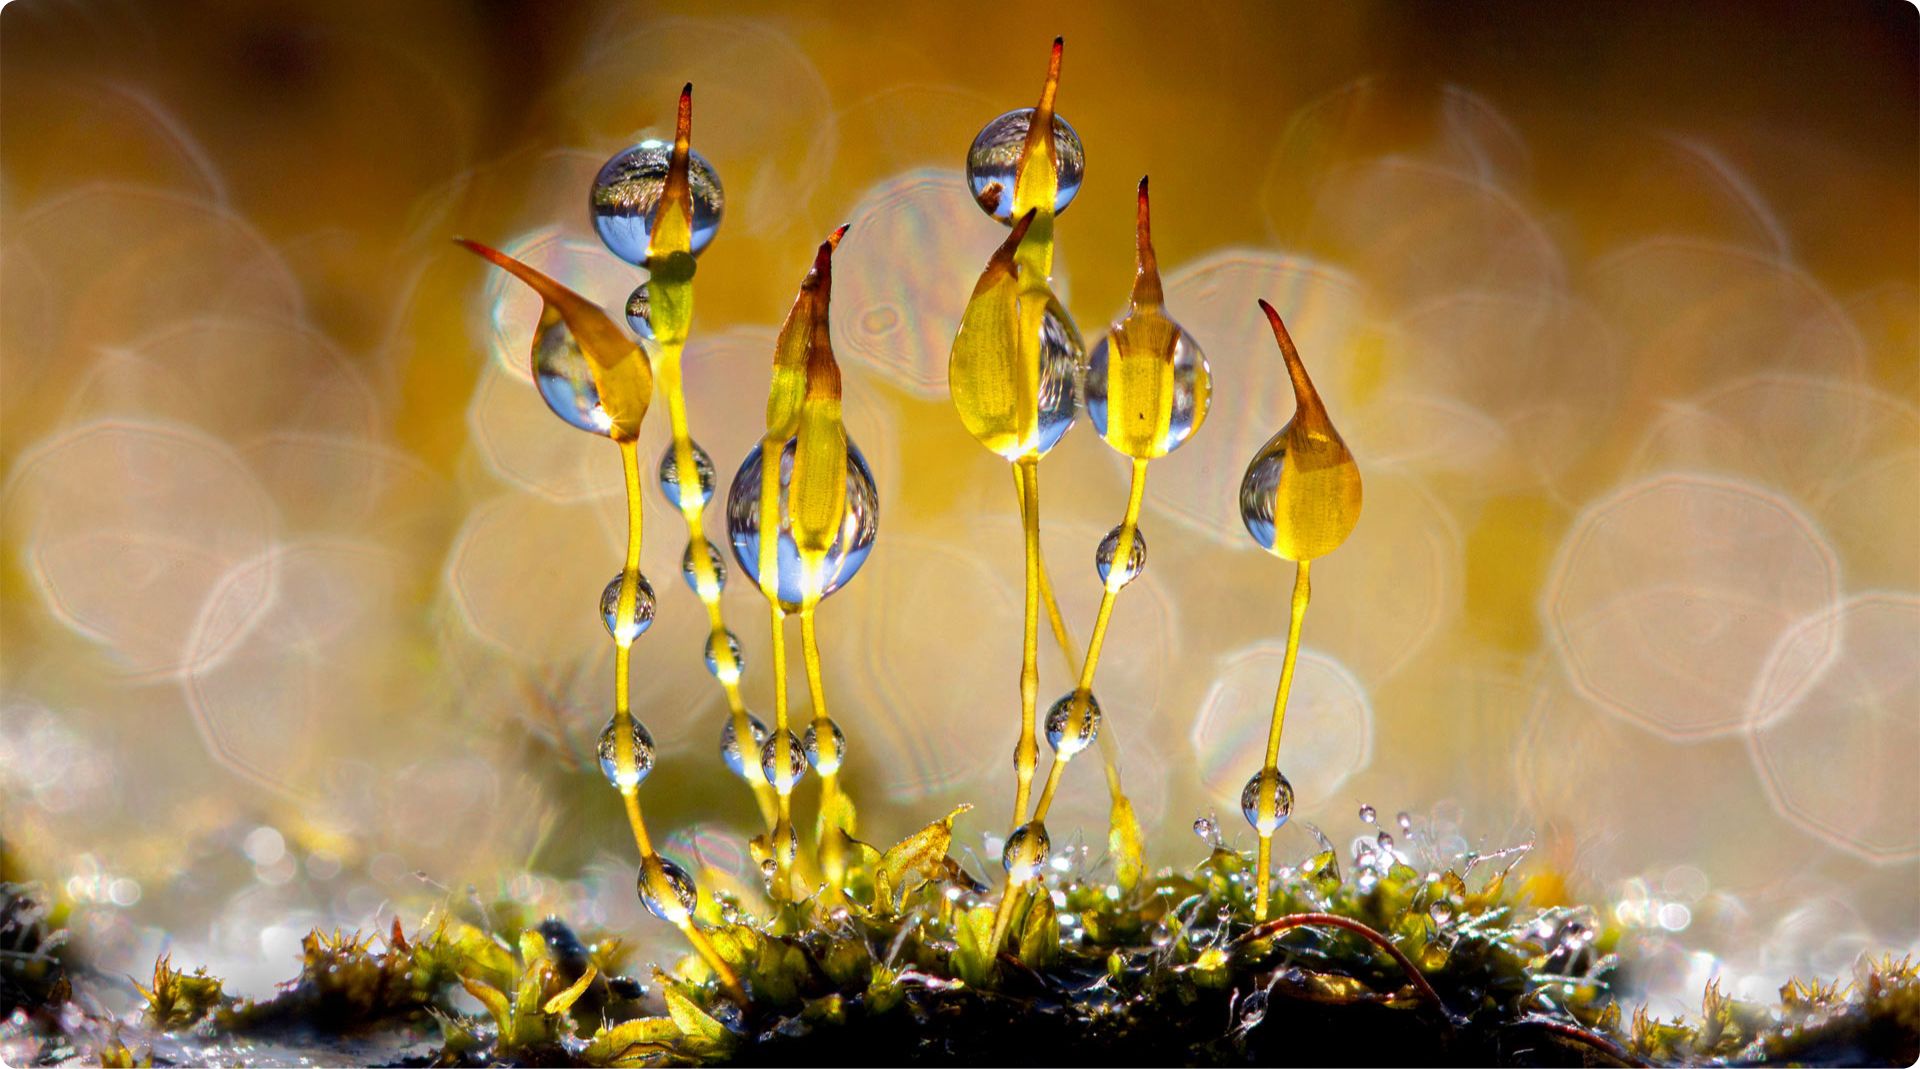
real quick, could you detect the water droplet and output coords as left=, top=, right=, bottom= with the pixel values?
left=681, top=538, right=728, bottom=597
left=596, top=716, right=656, bottom=790
left=1044, top=690, right=1102, bottom=757
left=1376, top=830, right=1395, bottom=852
left=625, top=283, right=653, bottom=339
left=599, top=572, right=657, bottom=643
left=725, top=437, right=879, bottom=612
left=635, top=854, right=697, bottom=924
left=703, top=629, right=743, bottom=683
left=1034, top=301, right=1084, bottom=457
left=760, top=730, right=807, bottom=792
left=1397, top=811, right=1413, bottom=834
left=1002, top=821, right=1051, bottom=883
left=770, top=821, right=800, bottom=865
left=803, top=718, right=846, bottom=774
left=1429, top=900, right=1454, bottom=925
left=590, top=141, right=723, bottom=265
left=1085, top=326, right=1209, bottom=457
left=1358, top=804, right=1377, bottom=824
left=532, top=313, right=618, bottom=436
left=1240, top=769, right=1294, bottom=835
left=1237, top=305, right=1362, bottom=561
left=1093, top=525, right=1147, bottom=589
left=966, top=109, right=1085, bottom=223
left=1192, top=815, right=1221, bottom=846
left=719, top=714, right=769, bottom=780
left=656, top=440, right=716, bottom=510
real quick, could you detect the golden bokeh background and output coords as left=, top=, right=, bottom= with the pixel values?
left=2, top=0, right=1915, bottom=1013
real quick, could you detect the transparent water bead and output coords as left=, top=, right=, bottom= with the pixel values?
left=703, top=628, right=743, bottom=683
left=804, top=718, right=845, bottom=774
left=1034, top=301, right=1084, bottom=457
left=761, top=730, right=808, bottom=792
left=636, top=854, right=697, bottom=924
left=719, top=714, right=770, bottom=780
left=625, top=283, right=653, bottom=340
left=1001, top=821, right=1051, bottom=883
left=532, top=314, right=616, bottom=436
left=1044, top=690, right=1102, bottom=757
left=1241, top=769, right=1294, bottom=835
left=598, top=572, right=657, bottom=643
left=1193, top=815, right=1222, bottom=848
left=1359, top=804, right=1377, bottom=824
left=1084, top=326, right=1210, bottom=456
left=966, top=109, right=1085, bottom=223
left=724, top=438, right=879, bottom=612
left=589, top=141, right=723, bottom=265
left=596, top=716, right=656, bottom=790
left=1094, top=524, right=1147, bottom=589
left=656, top=440, right=716, bottom=509
left=681, top=538, right=728, bottom=597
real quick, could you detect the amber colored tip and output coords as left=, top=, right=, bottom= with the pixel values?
left=1136, top=176, right=1152, bottom=247
left=1259, top=298, right=1319, bottom=404
left=675, top=84, right=693, bottom=143
left=1038, top=37, right=1063, bottom=110
left=828, top=223, right=850, bottom=248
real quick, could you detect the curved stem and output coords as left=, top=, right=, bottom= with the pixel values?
left=1232, top=912, right=1444, bottom=1012
left=1254, top=559, right=1311, bottom=920
left=1011, top=456, right=1042, bottom=830
left=1515, top=1018, right=1646, bottom=1067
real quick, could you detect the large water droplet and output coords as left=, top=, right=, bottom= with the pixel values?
left=703, top=628, right=743, bottom=683
left=596, top=716, right=656, bottom=790
left=1240, top=769, right=1294, bottom=835
left=719, top=714, right=770, bottom=781
left=966, top=109, right=1085, bottom=223
left=532, top=314, right=618, bottom=436
left=1085, top=325, right=1210, bottom=456
left=590, top=141, right=723, bottom=265
left=1094, top=524, right=1147, bottom=589
left=625, top=283, right=654, bottom=340
left=1044, top=690, right=1102, bottom=757
left=761, top=730, right=807, bottom=792
left=681, top=538, right=728, bottom=597
left=656, top=441, right=716, bottom=510
left=599, top=572, right=657, bottom=643
left=725, top=438, right=879, bottom=612
left=1002, top=821, right=1051, bottom=883
left=804, top=718, right=846, bottom=774
left=636, top=854, right=697, bottom=924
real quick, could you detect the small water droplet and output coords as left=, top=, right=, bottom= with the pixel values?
left=803, top=718, right=846, bottom=774
left=1358, top=804, right=1377, bottom=824
left=656, top=440, right=716, bottom=510
left=1397, top=811, right=1413, bottom=834
left=599, top=572, right=657, bottom=643
left=703, top=629, right=743, bottom=683
left=1429, top=900, right=1454, bottom=925
left=1093, top=525, right=1147, bottom=589
left=760, top=730, right=807, bottom=792
left=596, top=716, right=656, bottom=790
left=1044, top=690, right=1102, bottom=757
left=590, top=142, right=723, bottom=264
left=966, top=109, right=1085, bottom=223
left=681, top=538, right=728, bottom=597
left=725, top=437, right=880, bottom=612
left=1376, top=830, right=1396, bottom=853
left=1192, top=815, right=1220, bottom=846
left=635, top=855, right=697, bottom=923
left=719, top=714, right=769, bottom=781
left=1002, top=821, right=1051, bottom=883
left=1240, top=769, right=1294, bottom=835
left=625, top=283, right=653, bottom=339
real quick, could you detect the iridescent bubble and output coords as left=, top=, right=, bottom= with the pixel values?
left=598, top=572, right=656, bottom=643
left=719, top=714, right=770, bottom=781
left=1001, top=821, right=1051, bottom=882
left=625, top=283, right=654, bottom=340
left=1043, top=691, right=1101, bottom=757
left=1241, top=769, right=1294, bottom=835
left=636, top=854, right=697, bottom=924
left=596, top=716, right=656, bottom=789
left=760, top=730, right=807, bottom=792
left=965, top=109, right=1085, bottom=223
left=1084, top=326, right=1210, bottom=457
left=589, top=141, right=723, bottom=264
left=803, top=718, right=845, bottom=774
left=1093, top=525, right=1146, bottom=589
left=680, top=538, right=727, bottom=597
left=656, top=440, right=716, bottom=510
left=724, top=438, right=879, bottom=612
left=703, top=629, right=744, bottom=684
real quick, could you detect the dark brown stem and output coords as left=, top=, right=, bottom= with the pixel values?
left=1515, top=1016, right=1647, bottom=1067
left=1233, top=912, right=1445, bottom=1011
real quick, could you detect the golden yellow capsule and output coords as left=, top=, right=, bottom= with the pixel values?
left=1238, top=299, right=1361, bottom=561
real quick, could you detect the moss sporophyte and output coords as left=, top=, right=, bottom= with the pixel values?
left=18, top=37, right=1906, bottom=1069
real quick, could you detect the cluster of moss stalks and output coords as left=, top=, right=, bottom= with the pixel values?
left=4, top=821, right=1917, bottom=1067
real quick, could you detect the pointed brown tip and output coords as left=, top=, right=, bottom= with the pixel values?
left=1257, top=299, right=1290, bottom=345
left=1038, top=37, right=1062, bottom=111
left=812, top=235, right=838, bottom=274
left=675, top=85, right=693, bottom=141
left=829, top=223, right=850, bottom=247
left=454, top=236, right=507, bottom=267
left=1260, top=299, right=1317, bottom=404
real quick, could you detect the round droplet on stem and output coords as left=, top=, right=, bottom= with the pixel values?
left=656, top=440, right=716, bottom=510
left=1240, top=769, right=1294, bottom=836
left=769, top=821, right=800, bottom=866
left=1192, top=816, right=1222, bottom=848
left=599, top=572, right=657, bottom=643
left=1002, top=821, right=1051, bottom=883
left=1359, top=804, right=1377, bottom=824
left=681, top=538, right=728, bottom=597
left=636, top=854, right=697, bottom=924
left=1043, top=690, right=1102, bottom=757
left=625, top=283, right=654, bottom=340
left=703, top=629, right=744, bottom=683
left=596, top=716, right=656, bottom=790
left=719, top=714, right=770, bottom=781
left=725, top=438, right=880, bottom=612
left=590, top=142, right=723, bottom=265
left=966, top=109, right=1085, bottom=223
left=760, top=730, right=807, bottom=792
left=1084, top=326, right=1210, bottom=457
left=1093, top=525, right=1147, bottom=589
left=804, top=718, right=846, bottom=774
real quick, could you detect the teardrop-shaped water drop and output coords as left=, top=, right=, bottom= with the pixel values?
left=681, top=538, right=728, bottom=597
left=1093, top=525, right=1146, bottom=589
left=636, top=854, right=697, bottom=924
left=803, top=718, right=846, bottom=774
left=1001, top=821, right=1052, bottom=883
left=599, top=572, right=657, bottom=643
left=703, top=628, right=743, bottom=683
left=590, top=142, right=723, bottom=264
left=966, top=109, right=1085, bottom=223
left=725, top=437, right=879, bottom=612
left=596, top=716, right=656, bottom=790
left=1044, top=690, right=1102, bottom=757
left=657, top=440, right=716, bottom=510
left=532, top=313, right=618, bottom=436
left=1240, top=769, right=1294, bottom=835
left=1237, top=302, right=1361, bottom=561
left=719, top=714, right=770, bottom=780
left=760, top=730, right=808, bottom=792
left=625, top=282, right=654, bottom=340
left=1034, top=299, right=1084, bottom=457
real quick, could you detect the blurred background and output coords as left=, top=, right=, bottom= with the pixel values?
left=2, top=0, right=1914, bottom=1017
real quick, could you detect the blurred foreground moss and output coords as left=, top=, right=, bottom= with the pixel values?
left=5, top=839, right=1917, bottom=1067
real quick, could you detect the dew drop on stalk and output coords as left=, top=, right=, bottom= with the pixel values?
left=1241, top=769, right=1294, bottom=835
left=1044, top=690, right=1102, bottom=756
left=590, top=141, right=724, bottom=264
left=760, top=730, right=808, bottom=791
left=725, top=437, right=879, bottom=612
left=966, top=108, right=1085, bottom=223
left=1093, top=524, right=1146, bottom=588
left=598, top=572, right=657, bottom=642
left=1085, top=326, right=1210, bottom=456
left=1193, top=815, right=1221, bottom=847
left=719, top=714, right=770, bottom=780
left=703, top=628, right=744, bottom=683
left=803, top=718, right=846, bottom=774
left=635, top=854, right=698, bottom=924
left=596, top=716, right=656, bottom=789
left=1034, top=301, right=1084, bottom=457
left=1002, top=821, right=1051, bottom=883
left=1429, top=900, right=1454, bottom=925
left=656, top=439, right=715, bottom=509
left=625, top=283, right=654, bottom=339
left=680, top=538, right=728, bottom=596
left=1359, top=804, right=1376, bottom=824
